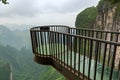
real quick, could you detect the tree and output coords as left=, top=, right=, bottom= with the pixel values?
left=75, top=7, right=97, bottom=29
left=105, top=0, right=120, bottom=4
left=0, top=0, right=9, bottom=4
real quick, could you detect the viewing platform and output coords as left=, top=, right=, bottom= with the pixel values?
left=30, top=25, right=120, bottom=80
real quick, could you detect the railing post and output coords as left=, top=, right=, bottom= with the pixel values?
left=109, top=45, right=117, bottom=80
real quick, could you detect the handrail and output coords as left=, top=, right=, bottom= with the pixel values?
left=71, top=27, right=120, bottom=34
left=30, top=25, right=120, bottom=80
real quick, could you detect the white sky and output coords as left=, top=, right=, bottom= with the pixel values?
left=0, top=0, right=99, bottom=27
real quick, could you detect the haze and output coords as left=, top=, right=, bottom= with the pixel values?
left=0, top=0, right=99, bottom=28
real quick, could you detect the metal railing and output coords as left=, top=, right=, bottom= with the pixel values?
left=30, top=25, right=120, bottom=80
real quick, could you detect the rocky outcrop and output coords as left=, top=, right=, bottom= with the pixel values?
left=95, top=0, right=120, bottom=31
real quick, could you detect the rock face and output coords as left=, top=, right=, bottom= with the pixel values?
left=95, top=1, right=120, bottom=31
left=95, top=1, right=120, bottom=69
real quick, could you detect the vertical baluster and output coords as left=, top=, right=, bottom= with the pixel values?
left=46, top=31, right=49, bottom=56
left=105, top=32, right=107, bottom=40
left=93, top=41, right=99, bottom=80
left=78, top=37, right=81, bottom=77
left=83, top=38, right=86, bottom=79
left=58, top=33, right=60, bottom=62
left=51, top=31, right=53, bottom=58
left=88, top=40, right=93, bottom=79
left=37, top=31, right=41, bottom=55
left=74, top=36, right=77, bottom=74
left=61, top=33, right=63, bottom=64
left=55, top=32, right=57, bottom=60
left=55, top=26, right=57, bottom=60
left=88, top=30, right=90, bottom=37
left=30, top=30, right=34, bottom=53
left=32, top=30, right=35, bottom=53
left=48, top=31, right=51, bottom=56
left=44, top=31, right=47, bottom=56
left=92, top=30, right=94, bottom=38
left=115, top=33, right=119, bottom=42
left=98, top=32, right=102, bottom=62
left=109, top=45, right=117, bottom=80
left=101, top=43, right=107, bottom=80
left=35, top=31, right=38, bottom=54
left=108, top=33, right=113, bottom=66
left=81, top=30, right=83, bottom=36
left=38, top=31, right=41, bottom=55
left=70, top=34, right=72, bottom=70
left=40, top=31, right=44, bottom=55
left=63, top=34, right=65, bottom=66
left=53, top=32, right=55, bottom=59
left=67, top=35, right=69, bottom=67
left=96, top=31, right=98, bottom=39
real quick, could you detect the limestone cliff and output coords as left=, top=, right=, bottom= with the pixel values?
left=75, top=0, right=120, bottom=69
left=95, top=0, right=120, bottom=69
left=95, top=0, right=120, bottom=31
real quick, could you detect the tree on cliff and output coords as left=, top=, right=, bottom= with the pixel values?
left=106, top=0, right=120, bottom=4
left=0, top=0, right=8, bottom=4
left=75, top=7, right=97, bottom=29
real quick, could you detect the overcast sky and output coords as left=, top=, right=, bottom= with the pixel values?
left=0, top=0, right=99, bottom=27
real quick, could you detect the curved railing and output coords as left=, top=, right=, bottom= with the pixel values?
left=30, top=25, right=120, bottom=80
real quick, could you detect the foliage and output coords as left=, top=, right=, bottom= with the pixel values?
left=97, top=0, right=104, bottom=10
left=40, top=67, right=66, bottom=80
left=0, top=0, right=9, bottom=4
left=0, top=60, right=10, bottom=80
left=105, top=0, right=120, bottom=4
left=75, top=7, right=97, bottom=29
left=115, top=3, right=120, bottom=16
left=0, top=42, right=65, bottom=80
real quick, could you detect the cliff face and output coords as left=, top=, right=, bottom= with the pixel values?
left=95, top=1, right=120, bottom=31
left=75, top=0, right=120, bottom=69
left=95, top=0, right=120, bottom=69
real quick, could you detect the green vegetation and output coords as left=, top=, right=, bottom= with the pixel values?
left=40, top=67, right=66, bottom=80
left=75, top=7, right=97, bottom=29
left=0, top=0, right=9, bottom=4
left=114, top=3, right=120, bottom=19
left=105, top=0, right=120, bottom=4
left=0, top=60, right=10, bottom=80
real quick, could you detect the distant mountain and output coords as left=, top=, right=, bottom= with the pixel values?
left=0, top=25, right=31, bottom=49
left=0, top=43, right=65, bottom=80
left=3, top=24, right=32, bottom=31
left=0, top=25, right=66, bottom=80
